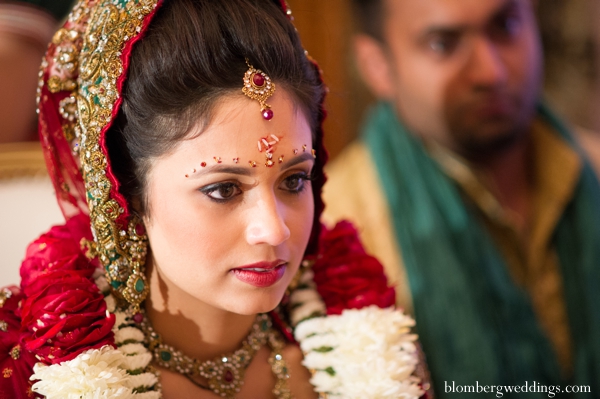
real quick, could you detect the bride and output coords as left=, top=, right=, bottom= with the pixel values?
left=0, top=0, right=428, bottom=398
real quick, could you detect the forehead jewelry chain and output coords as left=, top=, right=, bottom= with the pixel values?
left=242, top=58, right=276, bottom=120
left=140, top=313, right=290, bottom=397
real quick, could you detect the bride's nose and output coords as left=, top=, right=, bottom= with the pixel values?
left=244, top=194, right=291, bottom=246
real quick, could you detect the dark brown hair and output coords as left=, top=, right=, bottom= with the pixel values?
left=107, top=0, right=324, bottom=213
left=350, top=0, right=384, bottom=41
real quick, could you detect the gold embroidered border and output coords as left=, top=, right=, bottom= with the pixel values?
left=77, top=0, right=158, bottom=311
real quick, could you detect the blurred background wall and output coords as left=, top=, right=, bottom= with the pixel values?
left=287, top=0, right=600, bottom=160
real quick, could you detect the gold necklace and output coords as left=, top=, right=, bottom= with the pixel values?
left=140, top=313, right=292, bottom=398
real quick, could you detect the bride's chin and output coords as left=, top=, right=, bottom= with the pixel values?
left=224, top=290, right=287, bottom=316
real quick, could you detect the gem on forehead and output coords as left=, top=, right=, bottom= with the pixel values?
left=302, top=145, right=307, bottom=152
left=262, top=109, right=273, bottom=120
left=249, top=161, right=257, bottom=167
left=293, top=149, right=298, bottom=155
left=233, top=158, right=239, bottom=163
left=252, top=73, right=265, bottom=87
left=278, top=156, right=284, bottom=163
left=214, top=157, right=222, bottom=163
left=201, top=162, right=207, bottom=167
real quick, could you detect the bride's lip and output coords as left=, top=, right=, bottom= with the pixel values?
left=231, top=260, right=287, bottom=287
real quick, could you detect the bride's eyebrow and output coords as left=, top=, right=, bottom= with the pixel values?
left=280, top=153, right=315, bottom=169
left=191, top=165, right=255, bottom=178
left=186, top=152, right=314, bottom=179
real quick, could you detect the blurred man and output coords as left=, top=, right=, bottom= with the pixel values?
left=323, top=0, right=600, bottom=396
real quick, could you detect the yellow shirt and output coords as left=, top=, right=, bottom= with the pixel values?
left=323, top=118, right=591, bottom=374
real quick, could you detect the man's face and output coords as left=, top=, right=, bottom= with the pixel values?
left=381, top=0, right=542, bottom=157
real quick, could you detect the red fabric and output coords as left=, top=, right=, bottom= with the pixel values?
left=312, top=221, right=396, bottom=315
left=18, top=215, right=114, bottom=365
left=0, top=287, right=40, bottom=399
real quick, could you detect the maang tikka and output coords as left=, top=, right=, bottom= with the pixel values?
left=242, top=58, right=276, bottom=120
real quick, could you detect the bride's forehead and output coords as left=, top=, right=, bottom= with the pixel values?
left=187, top=94, right=311, bottom=149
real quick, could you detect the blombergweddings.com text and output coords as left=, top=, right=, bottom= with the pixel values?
left=445, top=381, right=591, bottom=398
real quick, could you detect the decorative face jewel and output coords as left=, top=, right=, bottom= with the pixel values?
left=242, top=59, right=276, bottom=120
left=257, top=134, right=280, bottom=167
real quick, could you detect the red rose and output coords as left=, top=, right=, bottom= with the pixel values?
left=0, top=286, right=41, bottom=399
left=20, top=214, right=96, bottom=290
left=18, top=214, right=114, bottom=365
left=316, top=220, right=366, bottom=257
left=313, top=221, right=396, bottom=315
left=21, top=270, right=114, bottom=364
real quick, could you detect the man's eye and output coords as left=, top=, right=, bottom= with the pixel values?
left=491, top=9, right=522, bottom=39
left=428, top=34, right=459, bottom=55
left=201, top=183, right=241, bottom=202
left=499, top=15, right=521, bottom=36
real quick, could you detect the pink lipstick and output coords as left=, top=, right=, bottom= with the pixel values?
left=231, top=260, right=287, bottom=287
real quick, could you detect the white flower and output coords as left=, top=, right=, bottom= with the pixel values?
left=119, top=343, right=148, bottom=355
left=290, top=300, right=327, bottom=326
left=115, top=326, right=145, bottom=344
left=127, top=372, right=159, bottom=390
left=120, top=352, right=153, bottom=371
left=289, top=287, right=322, bottom=304
left=295, top=306, right=424, bottom=399
left=114, top=311, right=128, bottom=329
left=133, top=392, right=162, bottom=399
left=31, top=346, right=134, bottom=399
left=289, top=268, right=327, bottom=326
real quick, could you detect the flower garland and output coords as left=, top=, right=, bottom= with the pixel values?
left=0, top=218, right=426, bottom=398
left=289, top=222, right=424, bottom=398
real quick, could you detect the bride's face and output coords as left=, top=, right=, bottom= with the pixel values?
left=142, top=89, right=315, bottom=314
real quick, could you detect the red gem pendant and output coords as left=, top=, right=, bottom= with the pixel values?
left=262, top=109, right=273, bottom=120
left=133, top=313, right=144, bottom=324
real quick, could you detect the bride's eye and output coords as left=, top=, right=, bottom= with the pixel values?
left=200, top=182, right=242, bottom=202
left=280, top=172, right=312, bottom=194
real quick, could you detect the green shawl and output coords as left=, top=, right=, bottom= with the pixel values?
left=363, top=102, right=600, bottom=398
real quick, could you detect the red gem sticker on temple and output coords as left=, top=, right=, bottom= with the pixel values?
left=258, top=134, right=281, bottom=167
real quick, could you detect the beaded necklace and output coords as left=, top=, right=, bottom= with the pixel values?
left=139, top=313, right=292, bottom=398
